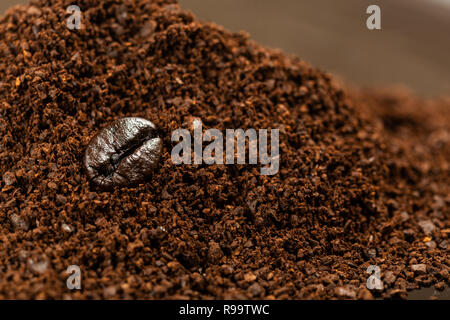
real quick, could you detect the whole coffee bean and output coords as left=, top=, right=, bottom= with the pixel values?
left=84, top=117, right=162, bottom=190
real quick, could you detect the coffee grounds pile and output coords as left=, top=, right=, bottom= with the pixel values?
left=0, top=0, right=448, bottom=299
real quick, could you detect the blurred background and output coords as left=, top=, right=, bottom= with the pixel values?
left=1, top=0, right=449, bottom=96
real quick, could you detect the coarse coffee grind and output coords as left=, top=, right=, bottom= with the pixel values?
left=0, top=0, right=448, bottom=299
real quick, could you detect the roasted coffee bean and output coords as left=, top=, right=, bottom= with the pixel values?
left=84, top=117, right=162, bottom=189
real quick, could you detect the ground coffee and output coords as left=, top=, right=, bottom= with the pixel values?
left=0, top=0, right=448, bottom=299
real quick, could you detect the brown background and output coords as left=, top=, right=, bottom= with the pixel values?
left=2, top=0, right=450, bottom=97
